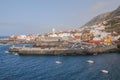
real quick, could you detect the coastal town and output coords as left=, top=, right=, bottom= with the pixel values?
left=1, top=1, right=120, bottom=80
left=2, top=21, right=119, bottom=55
left=1, top=6, right=120, bottom=55
left=2, top=21, right=120, bottom=45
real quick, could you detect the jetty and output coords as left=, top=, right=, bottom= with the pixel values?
left=8, top=44, right=120, bottom=55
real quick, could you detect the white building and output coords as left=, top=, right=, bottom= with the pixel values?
left=58, top=33, right=71, bottom=37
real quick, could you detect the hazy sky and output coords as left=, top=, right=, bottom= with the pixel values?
left=0, top=0, right=120, bottom=36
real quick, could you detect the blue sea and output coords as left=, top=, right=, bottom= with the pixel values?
left=0, top=37, right=120, bottom=80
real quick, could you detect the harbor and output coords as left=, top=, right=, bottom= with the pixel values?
left=1, top=1, right=120, bottom=80
left=1, top=8, right=120, bottom=55
left=8, top=42, right=120, bottom=55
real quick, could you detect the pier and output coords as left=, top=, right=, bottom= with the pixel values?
left=8, top=44, right=120, bottom=55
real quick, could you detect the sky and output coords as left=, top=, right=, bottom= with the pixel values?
left=0, top=0, right=120, bottom=36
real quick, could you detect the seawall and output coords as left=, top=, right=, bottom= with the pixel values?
left=8, top=45, right=120, bottom=55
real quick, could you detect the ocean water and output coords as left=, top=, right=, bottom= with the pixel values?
left=0, top=36, right=9, bottom=39
left=0, top=44, right=120, bottom=80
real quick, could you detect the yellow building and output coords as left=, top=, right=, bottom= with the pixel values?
left=105, top=36, right=111, bottom=45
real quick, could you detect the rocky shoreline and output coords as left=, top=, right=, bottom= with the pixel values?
left=0, top=39, right=34, bottom=44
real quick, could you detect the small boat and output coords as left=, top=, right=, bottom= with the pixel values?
left=87, top=60, right=94, bottom=64
left=5, top=51, right=9, bottom=53
left=55, top=61, right=62, bottom=64
left=101, top=70, right=109, bottom=74
left=14, top=53, right=19, bottom=56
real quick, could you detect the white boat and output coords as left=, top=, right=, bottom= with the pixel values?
left=101, top=70, right=109, bottom=74
left=87, top=60, right=94, bottom=64
left=14, top=53, right=19, bottom=56
left=55, top=61, right=62, bottom=64
left=5, top=51, right=9, bottom=53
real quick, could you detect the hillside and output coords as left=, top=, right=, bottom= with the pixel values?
left=83, top=6, right=120, bottom=35
left=106, top=6, right=120, bottom=19
left=83, top=12, right=110, bottom=26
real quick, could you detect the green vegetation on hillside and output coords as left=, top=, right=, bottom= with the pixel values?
left=83, top=6, right=120, bottom=35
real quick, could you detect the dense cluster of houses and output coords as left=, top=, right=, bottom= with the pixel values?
left=83, top=23, right=119, bottom=44
left=9, top=34, right=37, bottom=41
left=9, top=22, right=120, bottom=45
